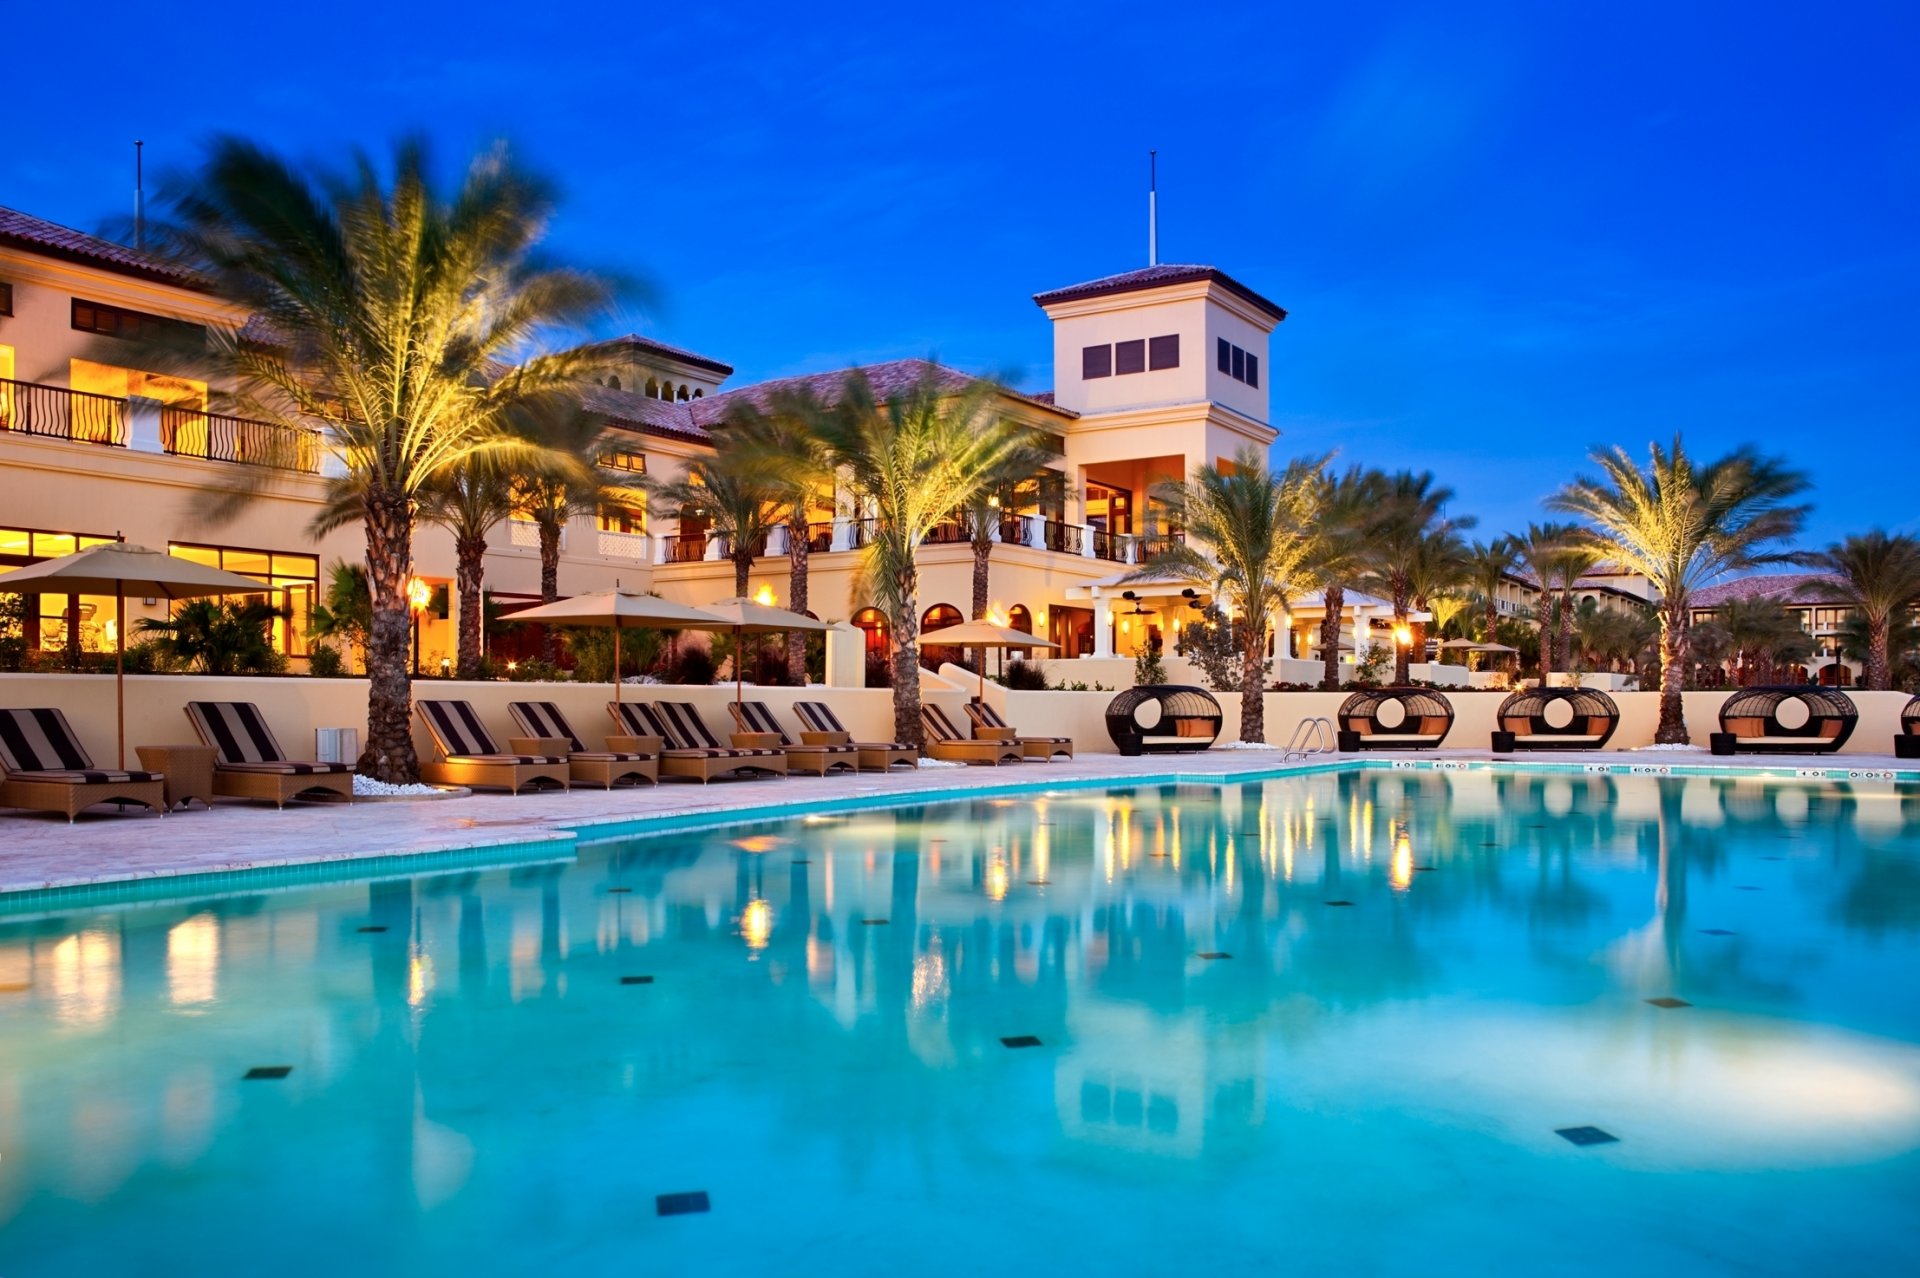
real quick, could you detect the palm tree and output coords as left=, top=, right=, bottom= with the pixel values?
left=307, top=560, right=372, bottom=669
left=1550, top=439, right=1810, bottom=742
left=1465, top=537, right=1520, bottom=648
left=1305, top=466, right=1384, bottom=690
left=1131, top=448, right=1326, bottom=742
left=813, top=367, right=1027, bottom=750
left=958, top=434, right=1065, bottom=672
left=151, top=139, right=619, bottom=780
left=1549, top=539, right=1604, bottom=678
left=1799, top=531, right=1920, bottom=690
left=647, top=450, right=786, bottom=602
left=513, top=412, right=641, bottom=661
left=1407, top=524, right=1473, bottom=666
left=1508, top=522, right=1578, bottom=676
left=1717, top=597, right=1814, bottom=685
left=723, top=388, right=839, bottom=682
left=419, top=459, right=515, bottom=677
left=1357, top=472, right=1475, bottom=683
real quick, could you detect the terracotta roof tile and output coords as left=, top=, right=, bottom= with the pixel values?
left=1690, top=574, right=1842, bottom=607
left=607, top=333, right=733, bottom=377
left=0, top=204, right=204, bottom=289
left=1033, top=263, right=1287, bottom=323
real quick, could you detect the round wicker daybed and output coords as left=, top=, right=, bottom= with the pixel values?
left=1494, top=686, right=1620, bottom=751
left=1716, top=686, right=1857, bottom=754
left=1104, top=685, right=1223, bottom=755
left=1900, top=695, right=1920, bottom=759
left=1336, top=688, right=1454, bottom=751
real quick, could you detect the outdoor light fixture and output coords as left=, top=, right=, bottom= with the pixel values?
left=1394, top=625, right=1414, bottom=647
left=407, top=577, right=432, bottom=612
left=753, top=585, right=776, bottom=607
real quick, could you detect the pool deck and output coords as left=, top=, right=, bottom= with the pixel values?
left=3, top=746, right=1915, bottom=899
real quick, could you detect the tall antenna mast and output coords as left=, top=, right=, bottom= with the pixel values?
left=1148, top=150, right=1158, bottom=266
left=134, top=140, right=145, bottom=251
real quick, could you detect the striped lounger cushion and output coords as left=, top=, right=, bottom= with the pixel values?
left=418, top=701, right=564, bottom=764
left=508, top=701, right=651, bottom=761
left=921, top=705, right=969, bottom=742
left=621, top=703, right=737, bottom=756
left=185, top=701, right=353, bottom=774
left=658, top=703, right=785, bottom=759
left=965, top=701, right=1071, bottom=744
left=0, top=708, right=163, bottom=783
left=732, top=702, right=859, bottom=756
left=793, top=701, right=911, bottom=749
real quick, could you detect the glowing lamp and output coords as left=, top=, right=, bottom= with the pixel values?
left=1393, top=625, right=1413, bottom=647
left=407, top=577, right=432, bottom=612
left=753, top=585, right=776, bottom=607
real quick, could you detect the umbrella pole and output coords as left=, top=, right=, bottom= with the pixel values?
left=614, top=622, right=622, bottom=705
left=735, top=624, right=743, bottom=707
left=115, top=582, right=126, bottom=769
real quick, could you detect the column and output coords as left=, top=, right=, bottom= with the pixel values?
left=1093, top=595, right=1115, bottom=658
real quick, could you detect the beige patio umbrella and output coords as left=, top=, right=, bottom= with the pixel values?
left=697, top=597, right=834, bottom=706
left=0, top=542, right=275, bottom=767
left=916, top=619, right=1057, bottom=701
left=497, top=590, right=728, bottom=704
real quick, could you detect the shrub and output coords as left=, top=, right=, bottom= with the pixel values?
left=1000, top=661, right=1049, bottom=691
left=0, top=592, right=28, bottom=672
left=138, top=598, right=283, bottom=674
left=508, top=658, right=564, bottom=682
left=307, top=644, right=346, bottom=678
left=672, top=646, right=717, bottom=686
left=1133, top=646, right=1168, bottom=687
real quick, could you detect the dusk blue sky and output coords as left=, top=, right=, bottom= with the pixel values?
left=6, top=1, right=1914, bottom=548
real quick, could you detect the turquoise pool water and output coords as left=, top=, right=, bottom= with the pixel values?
left=2, top=769, right=1918, bottom=1275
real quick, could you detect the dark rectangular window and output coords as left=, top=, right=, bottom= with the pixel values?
left=1217, top=338, right=1232, bottom=373
left=1230, top=346, right=1245, bottom=380
left=71, top=298, right=204, bottom=345
left=1114, top=339, right=1146, bottom=376
left=0, top=282, right=12, bottom=316
left=1149, top=334, right=1179, bottom=370
left=1081, top=344, right=1112, bottom=379
left=1244, top=353, right=1258, bottom=388
left=1216, top=339, right=1261, bottom=388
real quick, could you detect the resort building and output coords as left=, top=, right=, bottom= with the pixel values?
left=1, top=203, right=1302, bottom=677
left=1687, top=573, right=1863, bottom=685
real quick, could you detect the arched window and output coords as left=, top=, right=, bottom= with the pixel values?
left=607, top=375, right=622, bottom=390
left=1008, top=604, right=1032, bottom=634
left=676, top=384, right=690, bottom=401
left=692, top=388, right=703, bottom=398
left=644, top=377, right=659, bottom=399
left=920, top=603, right=964, bottom=670
left=851, top=607, right=890, bottom=654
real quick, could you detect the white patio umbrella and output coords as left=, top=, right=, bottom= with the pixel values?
left=916, top=619, right=1057, bottom=701
left=0, top=542, right=274, bottom=767
left=697, top=597, right=834, bottom=706
left=497, top=590, right=728, bottom=703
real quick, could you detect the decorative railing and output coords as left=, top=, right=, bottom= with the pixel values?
left=846, top=519, right=875, bottom=550
left=664, top=536, right=709, bottom=564
left=597, top=529, right=650, bottom=560
left=509, top=519, right=560, bottom=550
left=806, top=521, right=836, bottom=553
left=0, top=377, right=127, bottom=446
left=1038, top=519, right=1084, bottom=555
left=159, top=407, right=322, bottom=473
left=922, top=519, right=971, bottom=546
left=1090, top=528, right=1127, bottom=561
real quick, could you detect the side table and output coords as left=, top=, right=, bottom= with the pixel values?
left=135, top=744, right=218, bottom=811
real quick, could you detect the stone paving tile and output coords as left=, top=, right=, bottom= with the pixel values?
left=1, top=748, right=1909, bottom=896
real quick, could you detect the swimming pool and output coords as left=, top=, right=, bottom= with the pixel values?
left=1, top=768, right=1916, bottom=1275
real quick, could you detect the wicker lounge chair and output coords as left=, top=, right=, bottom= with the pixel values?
left=1492, top=687, right=1620, bottom=751
left=415, top=700, right=570, bottom=793
left=1336, top=688, right=1454, bottom=751
left=792, top=701, right=918, bottom=771
left=728, top=701, right=860, bottom=776
left=607, top=702, right=786, bottom=783
left=184, top=701, right=355, bottom=807
left=1715, top=687, right=1856, bottom=755
left=921, top=705, right=1023, bottom=765
left=963, top=700, right=1074, bottom=760
left=1897, top=695, right=1920, bottom=758
left=507, top=701, right=658, bottom=789
left=1103, top=685, right=1222, bottom=754
left=0, top=707, right=166, bottom=821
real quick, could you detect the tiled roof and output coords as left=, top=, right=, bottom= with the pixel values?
left=589, top=358, right=1073, bottom=447
left=0, top=204, right=205, bottom=289
left=1033, top=263, right=1287, bottom=323
left=1690, top=574, right=1842, bottom=608
left=607, top=333, right=733, bottom=377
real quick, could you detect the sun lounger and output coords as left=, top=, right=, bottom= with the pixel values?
left=608, top=702, right=786, bottom=783
left=921, top=704, right=1022, bottom=765
left=0, top=707, right=166, bottom=821
left=507, top=701, right=658, bottom=788
left=963, top=700, right=1074, bottom=760
left=184, top=701, right=355, bottom=807
left=728, top=701, right=860, bottom=776
left=792, top=701, right=918, bottom=771
left=415, top=700, right=569, bottom=794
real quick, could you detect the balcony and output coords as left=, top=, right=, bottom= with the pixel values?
left=159, top=407, right=322, bottom=474
left=663, top=535, right=709, bottom=564
left=0, top=377, right=128, bottom=446
left=596, top=528, right=650, bottom=560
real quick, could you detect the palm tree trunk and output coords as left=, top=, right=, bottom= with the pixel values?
left=1393, top=583, right=1412, bottom=684
left=891, top=562, right=923, bottom=751
left=733, top=552, right=751, bottom=598
left=1656, top=607, right=1689, bottom=744
left=786, top=518, right=809, bottom=684
left=1866, top=617, right=1890, bottom=690
left=1240, top=626, right=1267, bottom=742
left=1557, top=588, right=1575, bottom=678
left=454, top=533, right=486, bottom=678
left=1539, top=597, right=1556, bottom=678
left=1320, top=584, right=1344, bottom=690
left=538, top=523, right=561, bottom=664
left=970, top=528, right=993, bottom=673
left=360, top=489, right=420, bottom=783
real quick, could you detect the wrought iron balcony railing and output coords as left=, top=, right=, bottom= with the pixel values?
left=159, top=407, right=322, bottom=474
left=0, top=377, right=128, bottom=446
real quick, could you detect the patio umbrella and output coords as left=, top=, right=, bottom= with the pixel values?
left=914, top=619, right=1057, bottom=701
left=0, top=542, right=275, bottom=767
left=696, top=597, right=833, bottom=706
left=497, top=590, right=728, bottom=704
left=1436, top=638, right=1479, bottom=650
